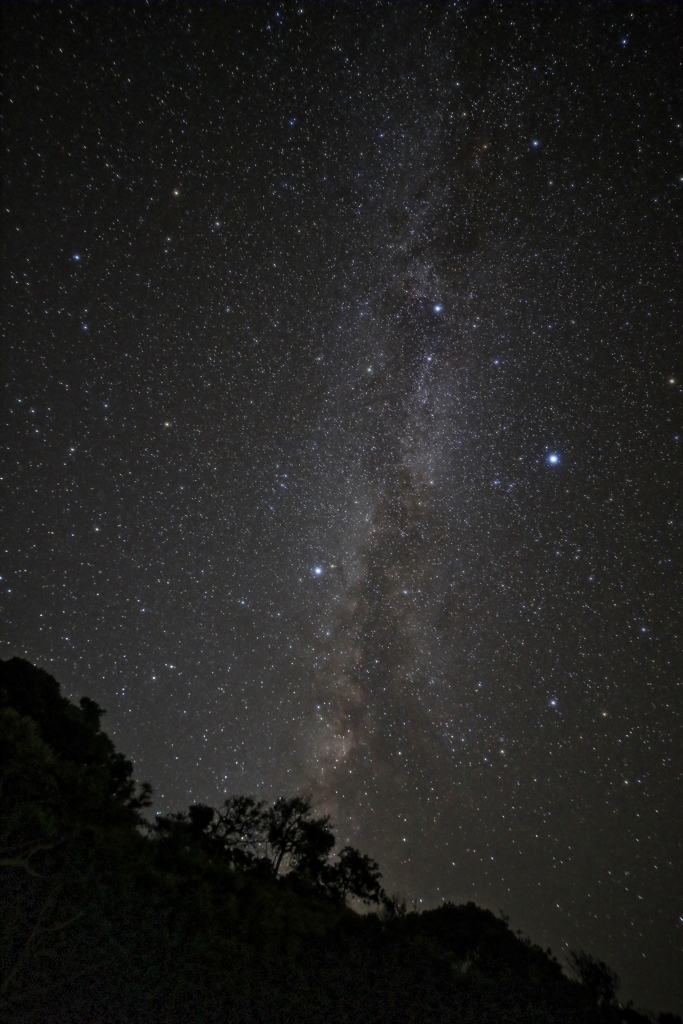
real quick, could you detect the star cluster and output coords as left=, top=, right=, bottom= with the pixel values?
left=2, top=3, right=682, bottom=1013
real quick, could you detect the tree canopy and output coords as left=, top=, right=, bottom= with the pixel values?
left=154, top=792, right=384, bottom=905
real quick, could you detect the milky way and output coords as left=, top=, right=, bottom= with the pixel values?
left=2, top=3, right=681, bottom=1013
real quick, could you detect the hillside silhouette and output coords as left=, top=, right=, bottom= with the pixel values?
left=0, top=657, right=676, bottom=1023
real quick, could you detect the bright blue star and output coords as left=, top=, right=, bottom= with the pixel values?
left=547, top=453, right=560, bottom=465
left=433, top=304, right=443, bottom=313
left=73, top=254, right=81, bottom=261
left=313, top=566, right=323, bottom=576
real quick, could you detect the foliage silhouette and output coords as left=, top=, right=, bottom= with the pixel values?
left=153, top=792, right=381, bottom=904
left=570, top=948, right=620, bottom=1011
left=325, top=844, right=383, bottom=905
left=0, top=657, right=677, bottom=1024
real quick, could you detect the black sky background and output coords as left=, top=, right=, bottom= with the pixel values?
left=2, top=1, right=682, bottom=1013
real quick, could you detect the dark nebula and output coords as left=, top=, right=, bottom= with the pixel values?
left=2, top=3, right=681, bottom=1012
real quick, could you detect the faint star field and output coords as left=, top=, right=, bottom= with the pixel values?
left=2, top=3, right=682, bottom=1014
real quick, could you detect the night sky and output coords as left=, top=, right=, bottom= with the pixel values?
left=2, top=2, right=682, bottom=1013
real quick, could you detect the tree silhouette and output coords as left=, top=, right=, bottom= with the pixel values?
left=326, top=845, right=383, bottom=905
left=266, top=795, right=335, bottom=877
left=569, top=949, right=619, bottom=1011
left=210, top=795, right=269, bottom=867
